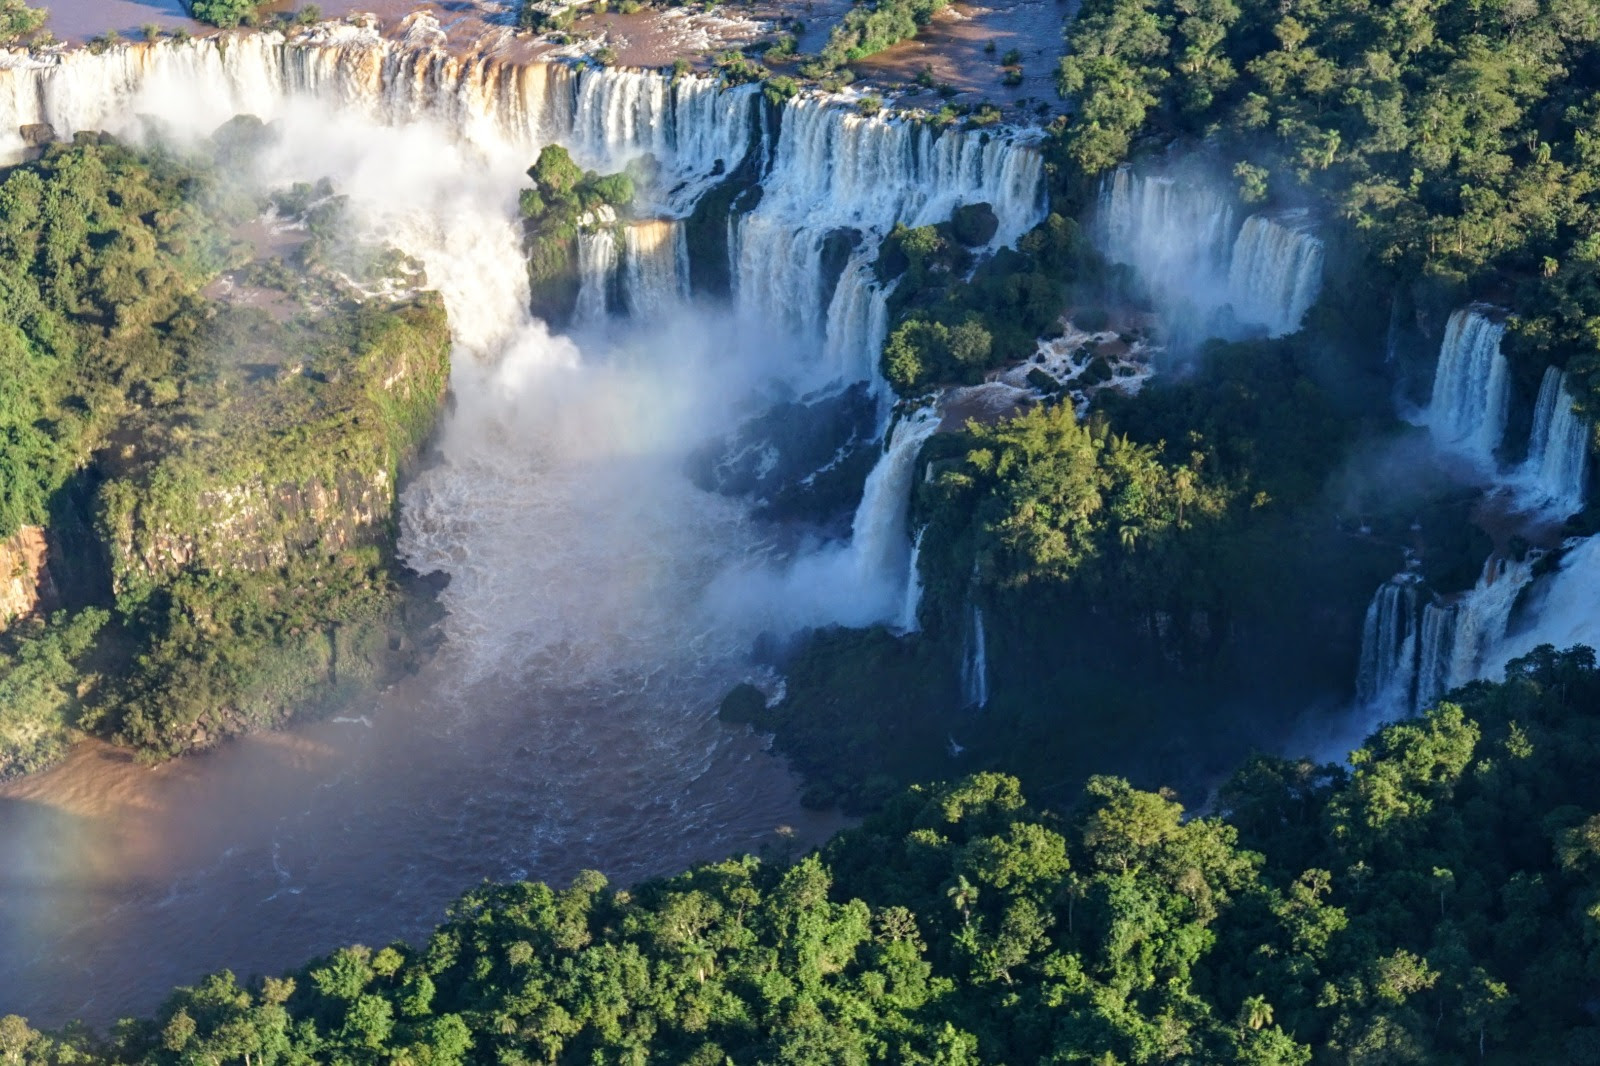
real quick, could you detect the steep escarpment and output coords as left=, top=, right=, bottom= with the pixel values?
left=98, top=298, right=449, bottom=595
left=0, top=133, right=452, bottom=772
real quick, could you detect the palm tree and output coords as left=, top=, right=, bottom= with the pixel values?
left=1239, top=995, right=1273, bottom=1031
left=947, top=876, right=979, bottom=926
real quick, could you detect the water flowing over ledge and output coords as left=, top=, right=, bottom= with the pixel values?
left=0, top=21, right=1050, bottom=1026
left=1425, top=307, right=1509, bottom=470
left=1094, top=166, right=1325, bottom=342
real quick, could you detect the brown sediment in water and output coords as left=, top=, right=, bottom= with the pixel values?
left=38, top=0, right=1069, bottom=107
left=850, top=0, right=1073, bottom=115
left=0, top=663, right=848, bottom=1028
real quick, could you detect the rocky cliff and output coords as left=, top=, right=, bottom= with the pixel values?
left=97, top=296, right=451, bottom=596
left=0, top=526, right=52, bottom=630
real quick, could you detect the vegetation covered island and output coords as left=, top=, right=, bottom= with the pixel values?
left=0, top=0, right=1599, bottom=1063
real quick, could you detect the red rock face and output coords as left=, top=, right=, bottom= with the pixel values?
left=0, top=525, right=53, bottom=630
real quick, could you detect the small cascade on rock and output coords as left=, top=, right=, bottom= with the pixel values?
left=1415, top=555, right=1534, bottom=709
left=822, top=250, right=893, bottom=388
left=961, top=603, right=989, bottom=709
left=574, top=226, right=619, bottom=326
left=622, top=219, right=689, bottom=318
left=1227, top=212, right=1324, bottom=336
left=1356, top=576, right=1421, bottom=709
left=1522, top=366, right=1590, bottom=514
left=565, top=67, right=758, bottom=213
left=1488, top=536, right=1600, bottom=673
left=847, top=408, right=941, bottom=593
left=1426, top=308, right=1509, bottom=468
left=898, top=529, right=925, bottom=633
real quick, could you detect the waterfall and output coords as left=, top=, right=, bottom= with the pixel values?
left=575, top=227, right=619, bottom=326
left=1488, top=535, right=1600, bottom=674
left=735, top=96, right=1044, bottom=375
left=1426, top=308, right=1509, bottom=467
left=847, top=407, right=941, bottom=592
left=1226, top=213, right=1324, bottom=337
left=1356, top=577, right=1420, bottom=709
left=1096, top=166, right=1235, bottom=325
left=1522, top=366, right=1590, bottom=513
left=822, top=250, right=894, bottom=388
left=897, top=529, right=925, bottom=633
left=1096, top=167, right=1324, bottom=340
left=961, top=604, right=989, bottom=708
left=622, top=219, right=689, bottom=317
left=1414, top=555, right=1534, bottom=710
left=0, top=28, right=1047, bottom=642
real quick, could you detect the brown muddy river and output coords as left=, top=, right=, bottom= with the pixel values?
left=40, top=0, right=1070, bottom=115
left=0, top=664, right=840, bottom=1028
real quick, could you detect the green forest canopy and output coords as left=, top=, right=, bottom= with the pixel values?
left=7, top=647, right=1600, bottom=1064
left=1057, top=0, right=1600, bottom=403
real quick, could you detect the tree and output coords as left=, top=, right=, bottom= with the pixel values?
left=189, top=0, right=265, bottom=28
left=0, top=0, right=44, bottom=43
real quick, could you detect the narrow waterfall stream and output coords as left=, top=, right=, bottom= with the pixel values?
left=0, top=28, right=1046, bottom=1027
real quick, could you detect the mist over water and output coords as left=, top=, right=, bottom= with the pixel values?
left=0, top=29, right=1055, bottom=1026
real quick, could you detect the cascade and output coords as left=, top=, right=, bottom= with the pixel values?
left=1522, top=367, right=1590, bottom=513
left=1415, top=602, right=1460, bottom=713
left=1096, top=166, right=1235, bottom=325
left=575, top=227, right=619, bottom=326
left=1487, top=536, right=1600, bottom=673
left=0, top=25, right=758, bottom=192
left=822, top=250, right=893, bottom=388
left=735, top=96, right=1044, bottom=376
left=1095, top=167, right=1326, bottom=340
left=1414, top=555, right=1534, bottom=709
left=1427, top=308, right=1509, bottom=467
left=0, top=29, right=1045, bottom=640
left=1227, top=213, right=1324, bottom=337
left=898, top=529, right=925, bottom=633
left=1356, top=577, right=1421, bottom=709
left=847, top=407, right=941, bottom=593
left=621, top=219, right=689, bottom=317
left=961, top=604, right=989, bottom=708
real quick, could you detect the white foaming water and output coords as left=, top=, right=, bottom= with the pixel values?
left=0, top=28, right=1058, bottom=1027
left=575, top=227, right=620, bottom=326
left=1096, top=167, right=1325, bottom=342
left=1521, top=366, right=1590, bottom=514
left=1426, top=308, right=1509, bottom=468
left=735, top=96, right=1044, bottom=377
left=622, top=219, right=690, bottom=317
left=823, top=249, right=894, bottom=388
left=1414, top=555, right=1534, bottom=710
left=1489, top=536, right=1600, bottom=672
left=898, top=528, right=925, bottom=632
left=1227, top=213, right=1324, bottom=337
left=1356, top=576, right=1420, bottom=711
left=711, top=405, right=941, bottom=631
left=1097, top=166, right=1235, bottom=313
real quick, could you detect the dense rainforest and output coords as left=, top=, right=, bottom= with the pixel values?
left=5, top=649, right=1600, bottom=1064
left=749, top=0, right=1600, bottom=812
left=1057, top=0, right=1600, bottom=400
left=0, top=132, right=449, bottom=776
left=1, top=0, right=1598, bottom=1060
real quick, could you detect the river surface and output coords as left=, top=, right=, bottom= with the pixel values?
left=0, top=663, right=841, bottom=1028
